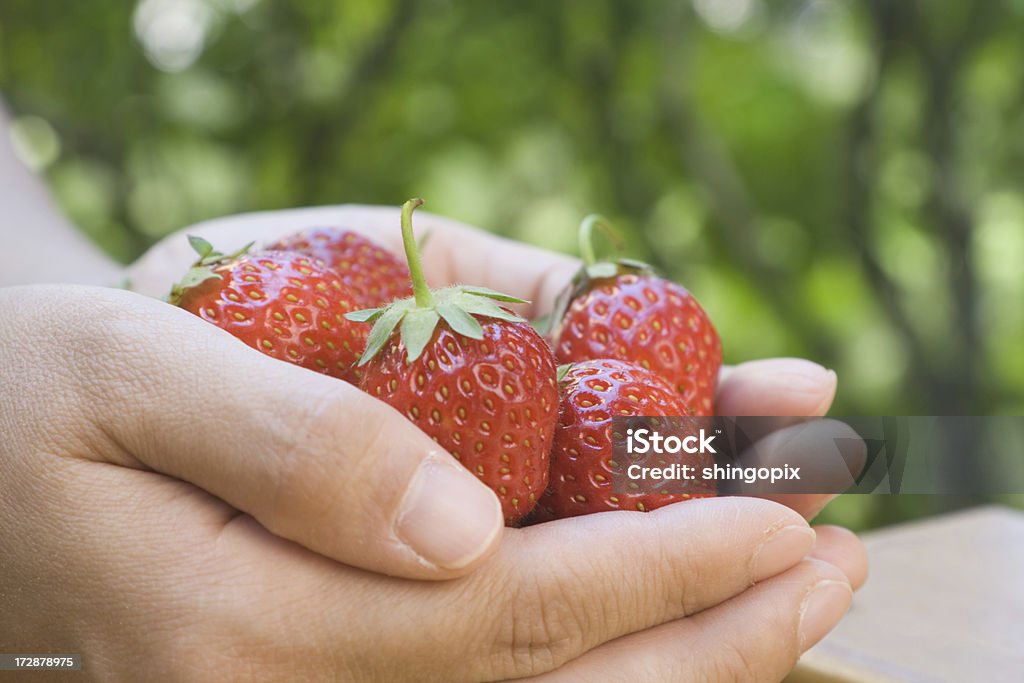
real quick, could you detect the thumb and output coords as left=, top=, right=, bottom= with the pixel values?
left=85, top=289, right=504, bottom=580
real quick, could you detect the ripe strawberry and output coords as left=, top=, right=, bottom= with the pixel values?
left=169, top=237, right=367, bottom=382
left=549, top=216, right=722, bottom=415
left=268, top=228, right=412, bottom=308
left=536, top=359, right=716, bottom=521
left=350, top=199, right=559, bottom=525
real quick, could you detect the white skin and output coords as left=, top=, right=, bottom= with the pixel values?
left=0, top=105, right=867, bottom=681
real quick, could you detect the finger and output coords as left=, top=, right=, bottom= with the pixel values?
left=810, top=525, right=869, bottom=590
left=74, top=288, right=503, bottom=580
left=128, top=205, right=579, bottom=318
left=715, top=357, right=837, bottom=420
left=727, top=420, right=866, bottom=524
left=416, top=216, right=579, bottom=317
left=531, top=559, right=852, bottom=683
left=465, top=497, right=817, bottom=678
left=290, top=205, right=580, bottom=315
left=716, top=358, right=840, bottom=520
left=305, top=205, right=579, bottom=317
left=127, top=205, right=419, bottom=298
left=220, top=495, right=817, bottom=681
left=725, top=419, right=867, bottom=497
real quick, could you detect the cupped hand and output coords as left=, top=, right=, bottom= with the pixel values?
left=0, top=283, right=866, bottom=681
left=129, top=204, right=850, bottom=522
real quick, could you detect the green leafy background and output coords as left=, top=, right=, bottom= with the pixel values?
left=3, top=0, right=1022, bottom=530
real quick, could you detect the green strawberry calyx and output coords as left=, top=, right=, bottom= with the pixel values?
left=556, top=363, right=574, bottom=383
left=167, top=236, right=254, bottom=306
left=538, top=214, right=657, bottom=336
left=346, top=198, right=528, bottom=365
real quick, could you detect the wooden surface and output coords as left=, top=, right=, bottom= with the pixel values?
left=787, top=505, right=1024, bottom=683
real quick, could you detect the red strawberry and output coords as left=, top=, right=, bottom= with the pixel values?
left=550, top=216, right=722, bottom=415
left=350, top=199, right=559, bottom=525
left=169, top=237, right=367, bottom=382
left=268, top=228, right=412, bottom=308
left=537, top=359, right=716, bottom=521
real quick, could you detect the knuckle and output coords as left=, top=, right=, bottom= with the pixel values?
left=648, top=519, right=702, bottom=617
left=486, top=568, right=592, bottom=679
left=161, top=631, right=275, bottom=682
left=264, top=387, right=353, bottom=520
left=713, top=640, right=762, bottom=683
left=673, top=544, right=708, bottom=616
left=701, top=608, right=798, bottom=683
left=265, top=387, right=394, bottom=532
left=0, top=287, right=154, bottom=460
left=157, top=574, right=316, bottom=682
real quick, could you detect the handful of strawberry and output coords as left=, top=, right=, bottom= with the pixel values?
left=168, top=203, right=721, bottom=524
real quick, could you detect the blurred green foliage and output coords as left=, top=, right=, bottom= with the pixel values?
left=2, top=0, right=1022, bottom=529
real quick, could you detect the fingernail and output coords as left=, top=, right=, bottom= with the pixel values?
left=395, top=457, right=503, bottom=570
left=799, top=580, right=853, bottom=650
left=778, top=359, right=832, bottom=385
left=750, top=525, right=816, bottom=581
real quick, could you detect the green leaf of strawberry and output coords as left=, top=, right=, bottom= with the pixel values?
left=400, top=308, right=441, bottom=361
left=187, top=235, right=217, bottom=260
left=168, top=237, right=255, bottom=306
left=436, top=300, right=484, bottom=339
left=345, top=307, right=385, bottom=323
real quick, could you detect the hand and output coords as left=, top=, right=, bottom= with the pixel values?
left=1, top=283, right=865, bottom=681
left=129, top=203, right=850, bottom=522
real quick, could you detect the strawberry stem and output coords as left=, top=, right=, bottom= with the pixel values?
left=579, top=214, right=624, bottom=266
left=348, top=198, right=530, bottom=365
left=401, top=198, right=434, bottom=308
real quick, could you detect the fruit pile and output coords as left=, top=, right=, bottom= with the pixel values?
left=168, top=199, right=722, bottom=525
